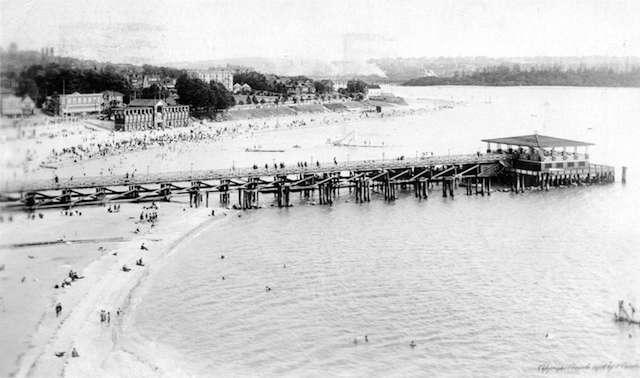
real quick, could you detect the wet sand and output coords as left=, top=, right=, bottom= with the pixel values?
left=0, top=201, right=229, bottom=377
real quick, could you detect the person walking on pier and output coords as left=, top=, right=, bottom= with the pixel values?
left=55, top=302, right=62, bottom=317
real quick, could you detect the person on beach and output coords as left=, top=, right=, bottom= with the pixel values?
left=122, top=265, right=131, bottom=272
left=55, top=302, right=62, bottom=317
left=71, top=347, right=79, bottom=358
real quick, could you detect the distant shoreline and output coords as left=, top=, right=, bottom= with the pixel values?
left=402, top=82, right=640, bottom=88
left=402, top=66, right=640, bottom=88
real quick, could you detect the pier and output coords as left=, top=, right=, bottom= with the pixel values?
left=0, top=135, right=617, bottom=211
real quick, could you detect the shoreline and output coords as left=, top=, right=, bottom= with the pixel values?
left=0, top=97, right=454, bottom=183
left=5, top=200, right=230, bottom=377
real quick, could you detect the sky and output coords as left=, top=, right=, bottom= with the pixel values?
left=1, top=0, right=639, bottom=64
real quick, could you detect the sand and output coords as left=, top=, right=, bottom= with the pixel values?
left=0, top=200, right=229, bottom=377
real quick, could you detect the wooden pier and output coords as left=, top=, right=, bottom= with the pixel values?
left=0, top=135, right=617, bottom=211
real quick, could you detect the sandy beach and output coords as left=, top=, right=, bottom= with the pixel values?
left=0, top=199, right=229, bottom=377
left=0, top=98, right=455, bottom=186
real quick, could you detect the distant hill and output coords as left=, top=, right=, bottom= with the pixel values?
left=371, top=56, right=640, bottom=83
left=402, top=65, right=640, bottom=87
left=162, top=57, right=387, bottom=79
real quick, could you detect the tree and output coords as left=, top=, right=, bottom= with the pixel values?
left=16, top=77, right=39, bottom=100
left=314, top=80, right=334, bottom=94
left=346, top=80, right=368, bottom=95
left=234, top=71, right=271, bottom=91
left=141, top=84, right=169, bottom=100
left=175, top=74, right=234, bottom=115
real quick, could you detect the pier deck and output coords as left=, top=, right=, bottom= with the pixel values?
left=0, top=151, right=615, bottom=211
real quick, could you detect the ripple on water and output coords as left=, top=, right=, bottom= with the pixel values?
left=130, top=87, right=640, bottom=376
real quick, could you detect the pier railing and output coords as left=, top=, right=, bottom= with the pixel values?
left=1, top=153, right=509, bottom=193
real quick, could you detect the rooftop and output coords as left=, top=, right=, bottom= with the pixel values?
left=128, top=99, right=166, bottom=107
left=481, top=134, right=594, bottom=148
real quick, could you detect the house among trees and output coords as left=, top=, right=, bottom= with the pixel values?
left=241, top=83, right=252, bottom=93
left=367, top=83, right=382, bottom=97
left=102, top=90, right=124, bottom=107
left=232, top=83, right=243, bottom=94
left=0, top=94, right=35, bottom=117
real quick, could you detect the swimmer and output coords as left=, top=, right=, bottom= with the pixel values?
left=409, top=340, right=416, bottom=348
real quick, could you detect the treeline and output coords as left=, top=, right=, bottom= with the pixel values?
left=14, top=63, right=133, bottom=105
left=403, top=65, right=640, bottom=87
left=233, top=70, right=335, bottom=95
left=10, top=62, right=236, bottom=111
left=233, top=71, right=286, bottom=93
left=175, top=74, right=235, bottom=115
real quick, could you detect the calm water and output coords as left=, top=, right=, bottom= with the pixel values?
left=128, top=86, right=640, bottom=377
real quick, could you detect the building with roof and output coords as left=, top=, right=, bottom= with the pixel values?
left=1, top=94, right=35, bottom=117
left=187, top=69, right=234, bottom=90
left=102, top=91, right=124, bottom=109
left=55, top=92, right=103, bottom=116
left=367, top=83, right=382, bottom=97
left=482, top=133, right=600, bottom=174
left=114, top=99, right=189, bottom=131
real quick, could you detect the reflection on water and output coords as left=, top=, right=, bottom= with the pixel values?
left=131, top=86, right=640, bottom=376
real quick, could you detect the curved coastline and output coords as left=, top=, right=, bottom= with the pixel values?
left=106, top=209, right=232, bottom=377
left=14, top=203, right=230, bottom=378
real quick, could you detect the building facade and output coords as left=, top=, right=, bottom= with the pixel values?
left=187, top=69, right=234, bottom=90
left=56, top=92, right=103, bottom=115
left=1, top=95, right=35, bottom=117
left=114, top=99, right=189, bottom=131
left=102, top=91, right=124, bottom=107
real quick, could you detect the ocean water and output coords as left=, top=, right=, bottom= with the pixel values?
left=127, top=86, right=640, bottom=377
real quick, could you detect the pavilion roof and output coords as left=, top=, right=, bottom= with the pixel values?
left=481, top=134, right=593, bottom=148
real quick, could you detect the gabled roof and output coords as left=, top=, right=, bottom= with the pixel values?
left=128, top=99, right=166, bottom=107
left=103, top=90, right=124, bottom=97
left=481, top=134, right=594, bottom=148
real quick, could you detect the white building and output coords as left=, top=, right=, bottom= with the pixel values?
left=187, top=69, right=234, bottom=90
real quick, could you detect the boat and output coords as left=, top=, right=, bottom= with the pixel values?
left=245, top=148, right=285, bottom=153
left=329, top=131, right=385, bottom=148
